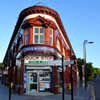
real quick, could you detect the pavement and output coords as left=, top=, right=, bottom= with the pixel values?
left=93, top=75, right=100, bottom=100
left=0, top=81, right=95, bottom=100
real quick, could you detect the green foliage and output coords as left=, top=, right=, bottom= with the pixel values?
left=77, top=58, right=84, bottom=80
left=86, top=63, right=94, bottom=81
left=0, top=63, right=4, bottom=69
left=92, top=68, right=100, bottom=78
left=77, top=58, right=100, bottom=81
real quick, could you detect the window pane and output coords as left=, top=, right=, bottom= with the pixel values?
left=40, top=35, right=44, bottom=43
left=35, top=28, right=39, bottom=33
left=40, top=27, right=44, bottom=33
left=35, top=35, right=38, bottom=43
left=50, top=29, right=53, bottom=45
left=50, top=37, right=52, bottom=45
left=50, top=29, right=53, bottom=35
left=57, top=40, right=60, bottom=51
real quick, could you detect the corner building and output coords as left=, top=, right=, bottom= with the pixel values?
left=3, top=5, right=77, bottom=95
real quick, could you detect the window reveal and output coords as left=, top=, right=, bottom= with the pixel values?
left=25, top=29, right=29, bottom=45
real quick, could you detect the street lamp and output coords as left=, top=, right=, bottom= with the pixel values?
left=83, top=40, right=94, bottom=88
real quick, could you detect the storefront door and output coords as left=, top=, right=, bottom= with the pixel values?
left=27, top=69, right=50, bottom=95
left=28, top=71, right=38, bottom=94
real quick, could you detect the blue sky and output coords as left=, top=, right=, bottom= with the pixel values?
left=0, top=0, right=100, bottom=67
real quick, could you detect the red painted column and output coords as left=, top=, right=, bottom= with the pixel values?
left=18, top=58, right=24, bottom=94
left=60, top=39, right=63, bottom=53
left=29, top=27, right=33, bottom=45
left=65, top=49, right=71, bottom=88
left=23, top=30, right=26, bottom=45
left=45, top=27, right=50, bottom=45
left=52, top=65, right=58, bottom=94
left=66, top=66, right=71, bottom=83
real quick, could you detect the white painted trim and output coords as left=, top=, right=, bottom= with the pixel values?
left=24, top=14, right=70, bottom=49
left=26, top=66, right=51, bottom=70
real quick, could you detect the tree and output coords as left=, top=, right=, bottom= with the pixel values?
left=86, top=63, right=94, bottom=81
left=92, top=68, right=100, bottom=78
left=77, top=58, right=84, bottom=81
left=77, top=58, right=95, bottom=81
left=0, top=63, right=4, bottom=70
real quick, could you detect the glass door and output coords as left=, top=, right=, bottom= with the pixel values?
left=28, top=71, right=37, bottom=94
left=38, top=70, right=50, bottom=92
left=27, top=69, right=50, bottom=95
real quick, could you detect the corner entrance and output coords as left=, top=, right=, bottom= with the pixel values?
left=27, top=69, right=50, bottom=95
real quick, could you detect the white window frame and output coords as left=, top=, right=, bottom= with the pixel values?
left=33, top=27, right=45, bottom=44
left=49, top=28, right=53, bottom=45
left=57, top=39, right=61, bottom=51
left=63, top=48, right=65, bottom=56
left=25, top=29, right=29, bottom=45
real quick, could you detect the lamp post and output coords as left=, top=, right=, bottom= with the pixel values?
left=83, top=40, right=94, bottom=89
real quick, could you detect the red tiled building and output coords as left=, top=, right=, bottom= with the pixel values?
left=3, top=5, right=77, bottom=95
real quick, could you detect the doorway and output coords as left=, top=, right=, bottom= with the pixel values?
left=27, top=69, right=50, bottom=95
left=27, top=71, right=38, bottom=94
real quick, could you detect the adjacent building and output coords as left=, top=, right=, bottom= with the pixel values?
left=3, top=5, right=77, bottom=95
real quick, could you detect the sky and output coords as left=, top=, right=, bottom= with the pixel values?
left=0, top=0, right=100, bottom=67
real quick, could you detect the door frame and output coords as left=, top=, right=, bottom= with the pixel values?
left=26, top=67, right=51, bottom=95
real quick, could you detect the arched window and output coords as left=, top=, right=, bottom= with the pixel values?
left=34, top=27, right=45, bottom=44
left=57, top=39, right=61, bottom=51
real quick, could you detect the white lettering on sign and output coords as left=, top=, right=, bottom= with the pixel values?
left=22, top=46, right=56, bottom=53
left=24, top=56, right=54, bottom=62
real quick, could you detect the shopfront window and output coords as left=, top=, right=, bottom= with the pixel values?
left=34, top=27, right=45, bottom=44
left=26, top=69, right=50, bottom=94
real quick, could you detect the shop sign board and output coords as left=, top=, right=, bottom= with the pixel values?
left=25, top=60, right=74, bottom=66
left=22, top=46, right=56, bottom=53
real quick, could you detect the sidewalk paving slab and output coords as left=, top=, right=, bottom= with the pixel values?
left=0, top=81, right=95, bottom=100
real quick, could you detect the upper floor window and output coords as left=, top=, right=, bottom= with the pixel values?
left=57, top=39, right=61, bottom=51
left=50, top=28, right=53, bottom=45
left=34, top=27, right=45, bottom=44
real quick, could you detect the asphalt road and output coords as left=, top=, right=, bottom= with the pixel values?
left=93, top=75, right=100, bottom=100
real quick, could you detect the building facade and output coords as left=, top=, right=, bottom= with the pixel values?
left=3, top=5, right=77, bottom=95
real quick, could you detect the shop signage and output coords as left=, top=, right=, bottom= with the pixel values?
left=25, top=60, right=74, bottom=66
left=22, top=46, right=56, bottom=53
left=24, top=56, right=54, bottom=61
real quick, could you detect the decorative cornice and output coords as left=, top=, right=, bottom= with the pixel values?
left=22, top=16, right=57, bottom=29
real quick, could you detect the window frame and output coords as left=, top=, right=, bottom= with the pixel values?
left=33, top=26, right=45, bottom=44
left=63, top=48, right=65, bottom=56
left=57, top=39, right=61, bottom=51
left=49, top=28, right=53, bottom=45
left=25, top=28, right=29, bottom=45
